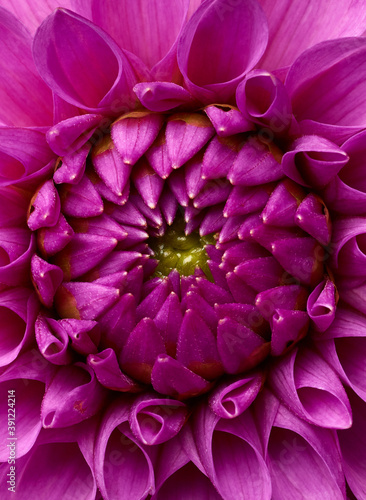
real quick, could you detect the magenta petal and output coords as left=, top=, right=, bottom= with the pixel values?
left=31, top=255, right=64, bottom=308
left=261, top=179, right=304, bottom=227
left=307, top=278, right=337, bottom=332
left=209, top=372, right=263, bottom=419
left=331, top=216, right=366, bottom=281
left=60, top=174, right=104, bottom=218
left=270, top=309, right=309, bottom=356
left=177, top=309, right=222, bottom=380
left=35, top=314, right=71, bottom=365
left=33, top=8, right=139, bottom=114
left=259, top=0, right=366, bottom=71
left=0, top=185, right=29, bottom=227
left=37, top=213, right=74, bottom=257
left=229, top=136, right=283, bottom=186
left=88, top=348, right=139, bottom=392
left=166, top=113, right=214, bottom=169
left=132, top=159, right=164, bottom=209
left=0, top=229, right=35, bottom=287
left=177, top=0, right=268, bottom=103
left=151, top=355, right=212, bottom=399
left=55, top=282, right=120, bottom=320
left=286, top=37, right=366, bottom=143
left=0, top=8, right=52, bottom=126
left=47, top=114, right=103, bottom=156
left=41, top=362, right=107, bottom=428
left=270, top=347, right=352, bottom=429
left=92, top=0, right=189, bottom=76
left=193, top=404, right=272, bottom=499
left=0, top=128, right=54, bottom=186
left=94, top=397, right=155, bottom=500
left=120, top=318, right=166, bottom=384
left=153, top=292, right=182, bottom=357
left=237, top=70, right=292, bottom=131
left=112, top=112, right=164, bottom=165
left=217, top=317, right=268, bottom=374
left=282, top=135, right=348, bottom=188
left=152, top=461, right=222, bottom=500
left=27, top=180, right=60, bottom=231
left=255, top=285, right=308, bottom=321
left=134, top=82, right=196, bottom=112
left=53, top=141, right=90, bottom=185
left=60, top=318, right=100, bottom=355
left=92, top=137, right=132, bottom=196
left=202, top=135, right=241, bottom=180
left=205, top=104, right=254, bottom=137
left=0, top=289, right=38, bottom=367
left=338, top=391, right=366, bottom=499
left=129, top=393, right=187, bottom=445
left=265, top=401, right=346, bottom=500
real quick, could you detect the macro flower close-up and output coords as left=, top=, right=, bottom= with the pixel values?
left=1, top=0, right=366, bottom=498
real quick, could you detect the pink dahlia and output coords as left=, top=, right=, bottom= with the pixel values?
left=1, top=0, right=366, bottom=498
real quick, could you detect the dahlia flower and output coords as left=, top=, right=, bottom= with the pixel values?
left=1, top=0, right=366, bottom=498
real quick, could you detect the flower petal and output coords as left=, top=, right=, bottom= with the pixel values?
left=33, top=8, right=140, bottom=115
left=258, top=0, right=366, bottom=70
left=177, top=0, right=268, bottom=103
left=0, top=8, right=53, bottom=126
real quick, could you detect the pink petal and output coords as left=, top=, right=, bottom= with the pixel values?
left=0, top=8, right=53, bottom=126
left=134, top=82, right=196, bottom=112
left=177, top=0, right=268, bottom=103
left=258, top=0, right=366, bottom=70
left=92, top=0, right=189, bottom=80
left=33, top=8, right=139, bottom=115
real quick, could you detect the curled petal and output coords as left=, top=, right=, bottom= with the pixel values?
left=33, top=9, right=140, bottom=115
left=94, top=397, right=155, bottom=500
left=27, top=180, right=60, bottom=231
left=0, top=229, right=35, bottom=287
left=286, top=37, right=366, bottom=143
left=88, top=348, right=140, bottom=392
left=307, top=278, right=337, bottom=332
left=193, top=404, right=272, bottom=500
left=177, top=0, right=268, bottom=103
left=0, top=8, right=53, bottom=126
left=41, top=362, right=107, bottom=428
left=205, top=104, right=254, bottom=137
left=269, top=347, right=352, bottom=429
left=237, top=70, right=292, bottom=132
left=134, top=82, right=195, bottom=112
left=35, top=314, right=71, bottom=365
left=282, top=135, right=348, bottom=188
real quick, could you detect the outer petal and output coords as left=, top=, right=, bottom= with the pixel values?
left=258, top=0, right=366, bottom=70
left=177, top=0, right=268, bottom=103
left=33, top=9, right=141, bottom=115
left=94, top=397, right=155, bottom=500
left=286, top=37, right=366, bottom=143
left=92, top=0, right=189, bottom=81
left=0, top=8, right=53, bottom=126
left=0, top=0, right=92, bottom=34
left=193, top=404, right=272, bottom=500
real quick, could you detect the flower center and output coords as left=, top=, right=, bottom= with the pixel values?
left=150, top=216, right=215, bottom=278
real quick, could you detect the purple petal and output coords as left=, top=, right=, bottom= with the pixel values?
left=35, top=314, right=72, bottom=365
left=54, top=282, right=120, bottom=320
left=88, top=348, right=139, bottom=392
left=120, top=318, right=166, bottom=384
left=261, top=179, right=305, bottom=227
left=282, top=135, right=348, bottom=188
left=94, top=397, right=155, bottom=500
left=205, top=104, right=254, bottom=137
left=53, top=141, right=90, bottom=185
left=47, top=114, right=103, bottom=156
left=33, top=8, right=139, bottom=115
left=0, top=128, right=54, bottom=186
left=307, top=278, right=337, bottom=332
left=129, top=393, right=187, bottom=445
left=0, top=8, right=52, bottom=126
left=259, top=0, right=366, bottom=70
left=295, top=193, right=331, bottom=245
left=31, top=255, right=64, bottom=308
left=193, top=404, right=272, bottom=499
left=269, top=347, right=352, bottom=429
left=60, top=318, right=100, bottom=355
left=266, top=401, right=346, bottom=500
left=134, top=82, right=196, bottom=112
left=0, top=289, right=38, bottom=367
left=286, top=37, right=366, bottom=143
left=27, top=180, right=60, bottom=231
left=37, top=214, right=74, bottom=257
left=151, top=354, right=212, bottom=399
left=41, top=362, right=107, bottom=428
left=202, top=135, right=242, bottom=180
left=92, top=0, right=189, bottom=79
left=111, top=112, right=164, bottom=165
left=209, top=372, right=263, bottom=419
left=236, top=70, right=292, bottom=131
left=59, top=174, right=104, bottom=218
left=132, top=159, right=164, bottom=209
left=177, top=0, right=268, bottom=103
